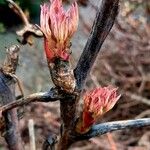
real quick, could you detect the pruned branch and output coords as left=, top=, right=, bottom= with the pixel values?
left=74, top=0, right=119, bottom=90
left=74, top=118, right=150, bottom=141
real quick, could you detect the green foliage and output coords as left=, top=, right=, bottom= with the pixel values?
left=0, top=0, right=5, bottom=4
left=15, top=0, right=48, bottom=17
left=0, top=0, right=46, bottom=17
left=0, top=23, right=6, bottom=33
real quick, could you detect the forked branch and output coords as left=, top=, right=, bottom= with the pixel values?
left=57, top=0, right=120, bottom=149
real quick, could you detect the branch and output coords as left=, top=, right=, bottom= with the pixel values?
left=124, top=91, right=150, bottom=106
left=56, top=1, right=120, bottom=149
left=75, top=118, right=150, bottom=141
left=0, top=88, right=64, bottom=113
left=0, top=45, right=23, bottom=150
left=74, top=0, right=119, bottom=90
left=6, top=0, right=29, bottom=25
left=42, top=134, right=57, bottom=150
left=6, top=0, right=43, bottom=45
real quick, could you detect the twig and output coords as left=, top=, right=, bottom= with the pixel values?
left=74, top=0, right=119, bottom=90
left=42, top=134, right=57, bottom=150
left=124, top=91, right=150, bottom=106
left=135, top=110, right=150, bottom=119
left=0, top=88, right=64, bottom=113
left=107, top=133, right=117, bottom=150
left=74, top=118, right=150, bottom=141
left=28, top=119, right=36, bottom=150
left=6, top=0, right=29, bottom=25
left=6, top=0, right=43, bottom=45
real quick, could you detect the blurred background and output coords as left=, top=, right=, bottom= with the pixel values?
left=0, top=0, right=150, bottom=149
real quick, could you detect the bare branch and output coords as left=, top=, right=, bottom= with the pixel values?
left=74, top=118, right=150, bottom=141
left=0, top=88, right=63, bottom=113
left=28, top=119, right=36, bottom=150
left=42, top=134, right=57, bottom=150
left=74, top=0, right=119, bottom=90
left=6, top=0, right=29, bottom=25
left=6, top=0, right=43, bottom=45
left=0, top=45, right=23, bottom=150
left=124, top=91, right=150, bottom=106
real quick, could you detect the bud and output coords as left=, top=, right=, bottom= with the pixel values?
left=40, top=0, right=78, bottom=62
left=76, top=86, right=121, bottom=134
